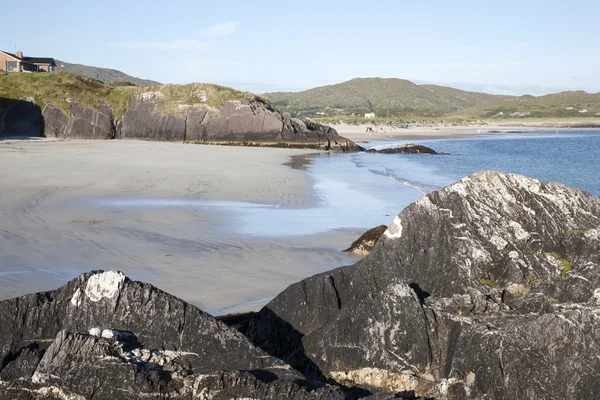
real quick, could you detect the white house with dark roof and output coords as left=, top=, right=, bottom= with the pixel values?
left=0, top=50, right=56, bottom=73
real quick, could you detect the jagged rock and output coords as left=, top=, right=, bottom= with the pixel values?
left=343, top=225, right=388, bottom=255
left=234, top=171, right=600, bottom=399
left=0, top=271, right=351, bottom=399
left=367, top=144, right=439, bottom=154
left=42, top=103, right=115, bottom=139
left=120, top=94, right=363, bottom=151
left=0, top=97, right=43, bottom=137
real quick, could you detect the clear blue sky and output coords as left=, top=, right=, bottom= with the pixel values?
left=3, top=0, right=599, bottom=95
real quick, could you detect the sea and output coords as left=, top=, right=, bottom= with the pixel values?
left=235, top=130, right=600, bottom=237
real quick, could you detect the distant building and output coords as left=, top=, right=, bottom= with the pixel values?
left=579, top=109, right=588, bottom=113
left=364, top=112, right=375, bottom=119
left=0, top=50, right=56, bottom=73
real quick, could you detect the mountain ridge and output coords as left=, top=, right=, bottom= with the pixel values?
left=55, top=60, right=161, bottom=86
left=263, top=77, right=511, bottom=118
left=264, top=77, right=600, bottom=120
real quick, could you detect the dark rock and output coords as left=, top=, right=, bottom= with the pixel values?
left=343, top=225, right=388, bottom=255
left=235, top=171, right=600, bottom=398
left=42, top=103, right=115, bottom=139
left=0, top=271, right=350, bottom=399
left=119, top=92, right=186, bottom=141
left=0, top=97, right=43, bottom=137
left=367, top=144, right=439, bottom=154
left=119, top=92, right=363, bottom=151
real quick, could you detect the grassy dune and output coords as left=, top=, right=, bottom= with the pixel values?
left=0, top=72, right=268, bottom=119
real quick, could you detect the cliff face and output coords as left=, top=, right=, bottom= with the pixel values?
left=42, top=103, right=115, bottom=139
left=238, top=171, right=600, bottom=399
left=0, top=97, right=43, bottom=137
left=1, top=86, right=361, bottom=151
left=117, top=91, right=360, bottom=151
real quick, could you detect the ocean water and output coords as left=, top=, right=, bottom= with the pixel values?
left=360, top=130, right=600, bottom=197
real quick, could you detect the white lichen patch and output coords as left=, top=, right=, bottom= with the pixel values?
left=88, top=327, right=102, bottom=337
left=70, top=288, right=82, bottom=306
left=490, top=235, right=508, bottom=251
left=593, top=288, right=600, bottom=305
left=84, top=271, right=126, bottom=302
left=585, top=229, right=600, bottom=240
left=136, top=91, right=166, bottom=102
left=330, top=367, right=418, bottom=392
left=509, top=221, right=530, bottom=240
left=384, top=216, right=403, bottom=239
left=36, top=386, right=86, bottom=400
left=388, top=283, right=413, bottom=298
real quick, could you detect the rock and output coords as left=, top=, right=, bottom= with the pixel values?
left=234, top=171, right=600, bottom=399
left=42, top=103, right=115, bottom=139
left=0, top=271, right=351, bottom=399
left=343, top=225, right=388, bottom=255
left=367, top=144, right=439, bottom=154
left=119, top=93, right=363, bottom=151
left=119, top=93, right=186, bottom=141
left=0, top=97, right=43, bottom=137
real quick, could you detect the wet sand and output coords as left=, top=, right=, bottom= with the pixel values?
left=0, top=139, right=361, bottom=313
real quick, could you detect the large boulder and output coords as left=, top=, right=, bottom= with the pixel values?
left=42, top=103, right=115, bottom=139
left=235, top=171, right=600, bottom=399
left=0, top=271, right=350, bottom=399
left=0, top=97, right=43, bottom=137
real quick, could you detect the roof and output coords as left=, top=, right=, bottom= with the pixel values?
left=0, top=50, right=56, bottom=66
left=23, top=57, right=56, bottom=66
left=0, top=50, right=20, bottom=60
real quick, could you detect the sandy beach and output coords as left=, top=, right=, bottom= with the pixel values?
left=0, top=139, right=361, bottom=313
left=330, top=122, right=592, bottom=142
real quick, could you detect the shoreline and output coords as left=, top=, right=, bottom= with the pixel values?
left=328, top=122, right=598, bottom=142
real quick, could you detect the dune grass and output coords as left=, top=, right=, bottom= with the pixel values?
left=0, top=72, right=267, bottom=119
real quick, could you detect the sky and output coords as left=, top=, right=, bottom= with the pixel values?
left=3, top=0, right=600, bottom=95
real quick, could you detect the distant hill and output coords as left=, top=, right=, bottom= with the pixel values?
left=55, top=60, right=161, bottom=86
left=264, top=78, right=511, bottom=117
left=457, top=90, right=600, bottom=119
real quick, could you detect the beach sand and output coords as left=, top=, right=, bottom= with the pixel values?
left=331, top=122, right=578, bottom=142
left=0, top=139, right=361, bottom=313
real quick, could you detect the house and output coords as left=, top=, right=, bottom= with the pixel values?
left=364, top=112, right=375, bottom=119
left=0, top=50, right=56, bottom=73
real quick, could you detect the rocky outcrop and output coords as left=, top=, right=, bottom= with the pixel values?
left=236, top=171, right=600, bottom=399
left=0, top=97, right=43, bottom=137
left=42, top=103, right=115, bottom=139
left=119, top=92, right=362, bottom=151
left=0, top=271, right=352, bottom=399
left=367, top=143, right=440, bottom=154
left=343, top=225, right=388, bottom=256
left=2, top=89, right=361, bottom=150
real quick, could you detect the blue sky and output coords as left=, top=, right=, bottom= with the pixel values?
left=3, top=0, right=599, bottom=95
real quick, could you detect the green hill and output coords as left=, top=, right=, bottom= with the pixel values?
left=457, top=90, right=600, bottom=119
left=55, top=60, right=161, bottom=86
left=264, top=78, right=511, bottom=117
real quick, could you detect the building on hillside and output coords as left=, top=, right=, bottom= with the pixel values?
left=0, top=50, right=56, bottom=73
left=364, top=112, right=375, bottom=119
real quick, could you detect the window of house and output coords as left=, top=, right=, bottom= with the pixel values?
left=6, top=61, right=17, bottom=72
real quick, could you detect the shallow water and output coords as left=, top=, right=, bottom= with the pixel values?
left=359, top=130, right=600, bottom=197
